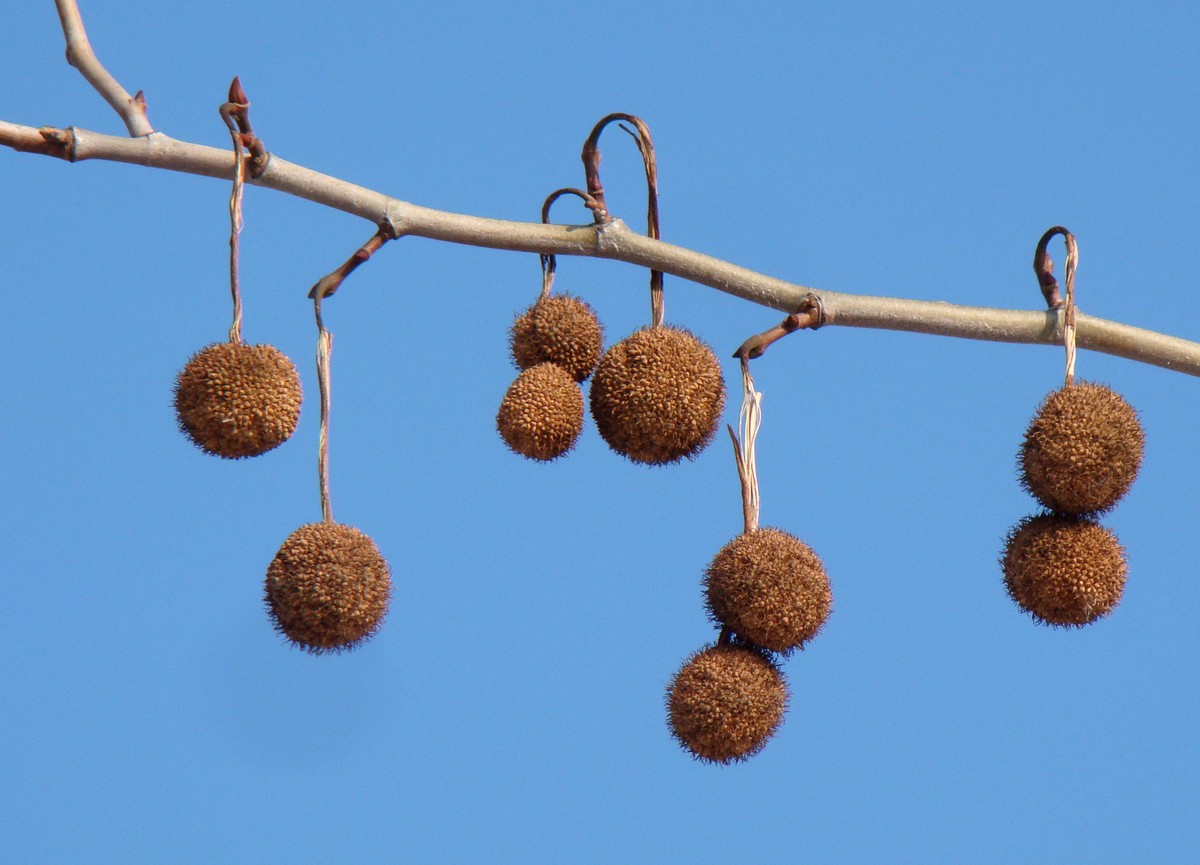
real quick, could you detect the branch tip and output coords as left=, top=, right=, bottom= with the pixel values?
left=229, top=76, right=248, bottom=106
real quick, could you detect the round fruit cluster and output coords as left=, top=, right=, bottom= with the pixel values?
left=1002, top=382, right=1144, bottom=626
left=496, top=294, right=603, bottom=461
left=667, top=527, right=832, bottom=763
left=496, top=295, right=727, bottom=466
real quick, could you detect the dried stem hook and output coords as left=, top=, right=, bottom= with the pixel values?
left=581, top=114, right=663, bottom=326
left=1034, top=227, right=1079, bottom=384
left=538, top=187, right=605, bottom=299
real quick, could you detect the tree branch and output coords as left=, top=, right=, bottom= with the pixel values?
left=54, top=0, right=153, bottom=137
left=3, top=118, right=1199, bottom=376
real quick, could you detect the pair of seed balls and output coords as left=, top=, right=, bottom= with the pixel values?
left=667, top=527, right=832, bottom=763
left=495, top=295, right=601, bottom=461
left=496, top=295, right=726, bottom=464
left=174, top=342, right=391, bottom=653
left=1003, top=382, right=1144, bottom=627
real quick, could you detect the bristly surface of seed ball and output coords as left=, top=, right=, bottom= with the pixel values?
left=705, top=527, right=832, bottom=654
left=666, top=642, right=787, bottom=764
left=510, top=294, right=604, bottom=383
left=496, top=362, right=585, bottom=461
left=265, top=522, right=392, bottom=653
left=589, top=325, right=726, bottom=465
left=1019, top=381, right=1144, bottom=515
left=1002, top=512, right=1127, bottom=627
left=174, top=341, right=303, bottom=459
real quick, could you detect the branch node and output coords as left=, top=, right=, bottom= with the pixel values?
left=38, top=126, right=77, bottom=161
left=801, top=292, right=826, bottom=329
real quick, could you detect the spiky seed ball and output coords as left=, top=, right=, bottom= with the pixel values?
left=705, top=527, right=832, bottom=654
left=265, top=522, right=392, bottom=653
left=510, top=294, right=604, bottom=383
left=1002, top=513, right=1127, bottom=627
left=174, top=341, right=303, bottom=459
left=666, top=643, right=787, bottom=764
left=496, top=362, right=585, bottom=461
left=1019, top=382, right=1144, bottom=515
left=589, top=325, right=726, bottom=465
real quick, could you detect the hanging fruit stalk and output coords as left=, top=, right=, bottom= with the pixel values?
left=173, top=77, right=302, bottom=460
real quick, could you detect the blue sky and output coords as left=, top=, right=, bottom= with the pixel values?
left=3, top=2, right=1198, bottom=862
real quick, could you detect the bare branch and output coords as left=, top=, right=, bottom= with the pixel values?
left=3, top=119, right=1199, bottom=376
left=54, top=0, right=153, bottom=136
left=0, top=123, right=71, bottom=156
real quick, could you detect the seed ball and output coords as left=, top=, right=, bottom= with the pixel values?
left=705, top=527, right=832, bottom=654
left=589, top=325, right=726, bottom=465
left=265, top=522, right=392, bottom=653
left=666, top=642, right=787, bottom=764
left=496, top=362, right=585, bottom=461
left=1002, top=512, right=1127, bottom=627
left=173, top=341, right=303, bottom=459
left=1019, top=382, right=1144, bottom=515
left=510, top=294, right=604, bottom=383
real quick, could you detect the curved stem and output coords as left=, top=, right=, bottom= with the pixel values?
left=582, top=114, right=662, bottom=325
left=1033, top=226, right=1067, bottom=310
left=539, top=187, right=604, bottom=298
left=1035, top=226, right=1079, bottom=384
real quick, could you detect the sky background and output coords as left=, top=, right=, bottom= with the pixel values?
left=3, top=1, right=1198, bottom=862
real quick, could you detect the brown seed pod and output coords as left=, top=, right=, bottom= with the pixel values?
left=173, top=341, right=303, bottom=459
left=1002, top=512, right=1127, bottom=627
left=589, top=325, right=725, bottom=465
left=510, top=294, right=604, bottom=383
left=1019, top=382, right=1144, bottom=515
left=265, top=522, right=392, bottom=653
left=496, top=362, right=585, bottom=461
left=666, top=642, right=788, bottom=764
left=705, top=527, right=832, bottom=654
